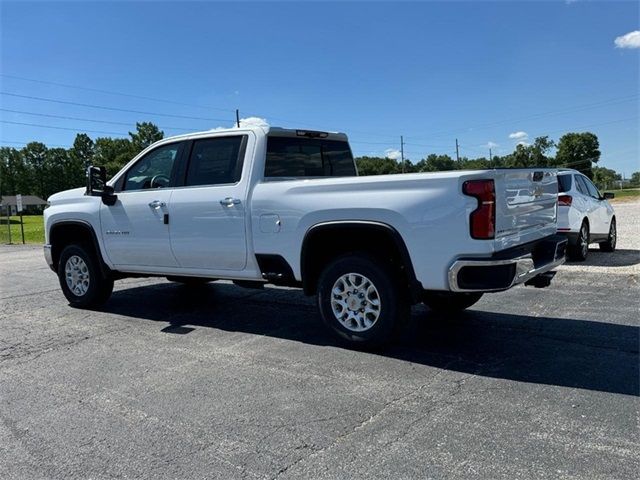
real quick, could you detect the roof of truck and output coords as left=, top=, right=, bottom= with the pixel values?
left=160, top=125, right=348, bottom=143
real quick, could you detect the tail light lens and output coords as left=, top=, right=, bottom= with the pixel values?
left=463, top=179, right=496, bottom=239
left=558, top=194, right=572, bottom=206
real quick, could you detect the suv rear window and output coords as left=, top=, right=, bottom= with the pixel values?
left=265, top=136, right=356, bottom=178
left=558, top=174, right=572, bottom=193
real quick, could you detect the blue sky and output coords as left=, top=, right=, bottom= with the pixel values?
left=1, top=1, right=638, bottom=174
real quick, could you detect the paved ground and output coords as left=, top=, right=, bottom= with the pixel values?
left=1, top=204, right=638, bottom=479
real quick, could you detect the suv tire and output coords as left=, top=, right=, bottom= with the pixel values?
left=568, top=220, right=589, bottom=261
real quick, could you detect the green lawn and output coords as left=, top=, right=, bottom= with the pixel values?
left=607, top=188, right=640, bottom=202
left=0, top=215, right=45, bottom=244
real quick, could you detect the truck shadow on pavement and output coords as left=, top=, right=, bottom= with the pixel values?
left=101, top=282, right=639, bottom=397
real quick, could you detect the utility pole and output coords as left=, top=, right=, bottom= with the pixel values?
left=455, top=138, right=460, bottom=164
left=235, top=109, right=240, bottom=128
left=489, top=148, right=493, bottom=167
left=400, top=136, right=405, bottom=173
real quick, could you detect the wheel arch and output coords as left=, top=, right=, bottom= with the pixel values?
left=300, top=221, right=422, bottom=301
left=49, top=220, right=111, bottom=278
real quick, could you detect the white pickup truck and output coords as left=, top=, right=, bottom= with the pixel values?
left=44, top=126, right=566, bottom=348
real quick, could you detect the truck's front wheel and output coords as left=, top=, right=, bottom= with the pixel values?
left=58, top=244, right=114, bottom=308
left=317, top=254, right=409, bottom=349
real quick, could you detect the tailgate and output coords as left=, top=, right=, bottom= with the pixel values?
left=493, top=169, right=558, bottom=248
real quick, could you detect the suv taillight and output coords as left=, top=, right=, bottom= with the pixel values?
left=463, top=179, right=496, bottom=239
left=558, top=194, right=572, bottom=206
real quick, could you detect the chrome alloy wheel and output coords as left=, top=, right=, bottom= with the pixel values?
left=65, top=255, right=90, bottom=297
left=330, top=273, right=381, bottom=332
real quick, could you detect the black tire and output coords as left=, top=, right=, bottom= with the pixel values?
left=422, top=291, right=483, bottom=313
left=166, top=276, right=211, bottom=285
left=317, top=254, right=409, bottom=349
left=58, top=244, right=114, bottom=308
left=568, top=220, right=589, bottom=261
left=599, top=217, right=616, bottom=252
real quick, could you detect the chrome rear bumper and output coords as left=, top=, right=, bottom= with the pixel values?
left=448, top=235, right=567, bottom=293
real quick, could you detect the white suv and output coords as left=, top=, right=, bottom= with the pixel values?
left=557, top=169, right=616, bottom=261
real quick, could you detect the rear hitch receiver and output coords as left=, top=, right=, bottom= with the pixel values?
left=524, top=271, right=556, bottom=289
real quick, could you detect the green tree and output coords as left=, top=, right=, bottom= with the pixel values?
left=504, top=136, right=555, bottom=168
left=592, top=166, right=622, bottom=190
left=129, top=122, right=164, bottom=153
left=630, top=171, right=640, bottom=187
left=0, top=147, right=25, bottom=195
left=555, top=132, right=600, bottom=178
left=94, top=137, right=134, bottom=178
left=46, top=148, right=70, bottom=197
left=355, top=156, right=401, bottom=175
left=415, top=154, right=457, bottom=172
left=21, top=142, right=48, bottom=199
left=68, top=133, right=95, bottom=189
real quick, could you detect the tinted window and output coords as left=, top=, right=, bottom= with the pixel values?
left=265, top=137, right=356, bottom=178
left=123, top=143, right=181, bottom=191
left=558, top=174, right=572, bottom=193
left=185, top=136, right=245, bottom=186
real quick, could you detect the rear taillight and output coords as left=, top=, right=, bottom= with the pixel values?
left=558, top=194, right=572, bottom=207
left=463, top=179, right=496, bottom=239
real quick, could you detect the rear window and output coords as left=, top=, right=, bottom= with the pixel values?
left=265, top=137, right=356, bottom=178
left=558, top=174, right=572, bottom=193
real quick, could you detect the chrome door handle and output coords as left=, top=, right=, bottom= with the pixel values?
left=148, top=200, right=166, bottom=209
left=220, top=197, right=241, bottom=207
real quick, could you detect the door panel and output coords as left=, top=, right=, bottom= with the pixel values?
left=169, top=185, right=247, bottom=270
left=100, top=190, right=177, bottom=267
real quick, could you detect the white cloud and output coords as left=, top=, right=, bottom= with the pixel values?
left=614, top=30, right=640, bottom=49
left=210, top=116, right=269, bottom=131
left=384, top=149, right=402, bottom=161
left=486, top=141, right=499, bottom=149
left=509, top=131, right=528, bottom=141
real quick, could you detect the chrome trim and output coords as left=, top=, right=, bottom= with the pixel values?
left=448, top=246, right=566, bottom=293
left=43, top=244, right=53, bottom=267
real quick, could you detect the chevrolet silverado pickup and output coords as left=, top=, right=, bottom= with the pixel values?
left=44, top=126, right=567, bottom=348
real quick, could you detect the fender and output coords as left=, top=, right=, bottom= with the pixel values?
left=49, top=220, right=112, bottom=279
left=300, top=220, right=422, bottom=300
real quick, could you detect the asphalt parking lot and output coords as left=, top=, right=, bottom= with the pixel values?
left=1, top=203, right=638, bottom=479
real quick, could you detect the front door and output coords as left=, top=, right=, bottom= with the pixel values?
left=100, top=141, right=185, bottom=268
left=169, top=134, right=250, bottom=271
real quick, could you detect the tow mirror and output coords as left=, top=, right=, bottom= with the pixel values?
left=603, top=192, right=615, bottom=200
left=86, top=166, right=118, bottom=206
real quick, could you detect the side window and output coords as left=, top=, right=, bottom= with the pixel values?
left=574, top=175, right=589, bottom=195
left=582, top=177, right=601, bottom=199
left=185, top=136, right=246, bottom=186
left=123, top=143, right=182, bottom=191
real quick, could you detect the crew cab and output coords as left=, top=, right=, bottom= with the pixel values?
left=44, top=126, right=566, bottom=348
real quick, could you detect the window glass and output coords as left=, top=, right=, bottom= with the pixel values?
left=123, top=143, right=181, bottom=191
left=557, top=174, right=572, bottom=193
left=574, top=175, right=589, bottom=195
left=582, top=176, right=601, bottom=199
left=186, top=136, right=245, bottom=186
left=265, top=137, right=357, bottom=177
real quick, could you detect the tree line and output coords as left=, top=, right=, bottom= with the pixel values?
left=0, top=123, right=637, bottom=200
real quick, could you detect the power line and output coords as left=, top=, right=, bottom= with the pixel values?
left=0, top=139, right=71, bottom=148
left=0, top=73, right=237, bottom=113
left=0, top=91, right=232, bottom=123
left=0, top=108, right=197, bottom=132
left=1, top=120, right=128, bottom=136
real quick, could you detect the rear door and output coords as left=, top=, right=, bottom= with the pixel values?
left=168, top=134, right=252, bottom=271
left=580, top=175, right=609, bottom=234
left=493, top=169, right=558, bottom=248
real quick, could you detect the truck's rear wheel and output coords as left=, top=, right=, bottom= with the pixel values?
left=317, top=254, right=409, bottom=349
left=422, top=291, right=483, bottom=313
left=58, top=244, right=113, bottom=308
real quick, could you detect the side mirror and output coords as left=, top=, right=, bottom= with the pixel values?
left=603, top=192, right=615, bottom=200
left=86, top=166, right=118, bottom=206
